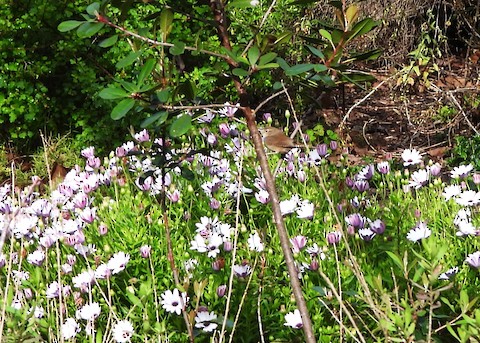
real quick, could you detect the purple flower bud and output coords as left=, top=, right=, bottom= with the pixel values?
left=309, top=258, right=319, bottom=271
left=303, top=134, right=310, bottom=144
left=346, top=213, right=365, bottom=228
left=209, top=199, right=221, bottom=210
left=336, top=204, right=343, bottom=212
left=297, top=170, right=306, bottom=183
left=377, top=161, right=390, bottom=174
left=326, top=231, right=341, bottom=245
left=329, top=141, right=338, bottom=150
left=369, top=219, right=385, bottom=235
left=219, top=123, right=230, bottom=138
left=67, top=254, right=76, bottom=266
left=207, top=133, right=218, bottom=145
left=167, top=189, right=181, bottom=203
left=217, top=285, right=227, bottom=298
left=347, top=225, right=355, bottom=235
left=473, top=173, right=480, bottom=185
left=354, top=180, right=370, bottom=192
left=98, top=223, right=108, bottom=235
left=415, top=209, right=421, bottom=218
left=87, top=157, right=101, bottom=170
left=212, top=259, right=224, bottom=271
left=316, top=144, right=328, bottom=157
left=345, top=176, right=355, bottom=188
left=140, top=245, right=151, bottom=258
left=290, top=235, right=307, bottom=253
left=223, top=241, right=233, bottom=252
left=429, top=163, right=441, bottom=176
left=115, top=146, right=127, bottom=157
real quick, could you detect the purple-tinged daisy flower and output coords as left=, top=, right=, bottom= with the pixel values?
left=358, top=228, right=376, bottom=241
left=62, top=318, right=80, bottom=340
left=442, top=185, right=462, bottom=200
left=77, top=302, right=101, bottom=321
left=409, top=169, right=430, bottom=189
left=451, top=164, right=474, bottom=179
left=27, top=250, right=45, bottom=266
left=94, top=263, right=111, bottom=279
left=346, top=213, right=366, bottom=228
left=290, top=235, right=307, bottom=253
left=465, top=251, right=480, bottom=269
left=296, top=200, right=314, bottom=219
left=401, top=149, right=422, bottom=166
left=139, top=245, right=151, bottom=258
left=439, top=267, right=459, bottom=280
left=72, top=269, right=95, bottom=290
left=456, top=221, right=477, bottom=236
left=247, top=231, right=264, bottom=252
left=455, top=190, right=480, bottom=206
left=356, top=165, right=374, bottom=180
left=406, top=222, right=431, bottom=242
left=377, top=161, right=390, bottom=174
left=112, top=320, right=134, bottom=342
left=218, top=102, right=239, bottom=118
left=81, top=146, right=95, bottom=159
left=195, top=310, right=218, bottom=332
left=46, top=281, right=61, bottom=299
left=369, top=219, right=386, bottom=234
left=197, top=109, right=216, bottom=123
left=107, top=252, right=130, bottom=274
left=354, top=180, right=370, bottom=192
left=216, top=285, right=227, bottom=298
left=255, top=189, right=270, bottom=204
left=280, top=195, right=300, bottom=216
left=161, top=289, right=188, bottom=315
left=429, top=163, right=442, bottom=176
left=134, top=129, right=150, bottom=143
left=326, top=231, right=342, bottom=245
left=166, top=189, right=181, bottom=203
left=233, top=264, right=252, bottom=278
left=284, top=309, right=303, bottom=329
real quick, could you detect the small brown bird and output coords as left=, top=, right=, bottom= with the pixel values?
left=259, top=127, right=301, bottom=154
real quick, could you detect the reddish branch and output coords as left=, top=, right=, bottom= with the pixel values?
left=208, top=1, right=316, bottom=342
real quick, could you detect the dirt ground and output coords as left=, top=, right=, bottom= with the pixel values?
left=306, top=53, right=480, bottom=162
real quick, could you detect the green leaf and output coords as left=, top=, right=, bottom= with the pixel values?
left=286, top=64, right=314, bottom=75
left=116, top=50, right=142, bottom=69
left=141, top=111, right=168, bottom=128
left=256, top=63, right=279, bottom=70
left=258, top=52, right=278, bottom=66
left=58, top=20, right=83, bottom=32
left=232, top=68, right=249, bottom=77
left=111, top=98, right=135, bottom=120
left=159, top=8, right=174, bottom=36
left=169, top=114, right=192, bottom=137
left=98, top=35, right=118, bottom=48
left=77, top=22, right=104, bottom=38
left=247, top=46, right=260, bottom=66
left=137, top=59, right=156, bottom=87
left=275, top=57, right=291, bottom=70
left=169, top=40, right=185, bottom=56
left=346, top=18, right=379, bottom=43
left=307, top=45, right=325, bottom=59
left=177, top=81, right=196, bottom=100
left=99, top=87, right=130, bottom=100
left=228, top=0, right=255, bottom=8
left=156, top=89, right=170, bottom=103
left=319, top=29, right=332, bottom=43
left=313, top=64, right=327, bottom=72
left=126, top=292, right=144, bottom=309
left=86, top=2, right=100, bottom=16
left=180, top=167, right=195, bottom=181
left=386, top=251, right=403, bottom=270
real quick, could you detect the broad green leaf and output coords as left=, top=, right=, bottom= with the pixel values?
left=98, top=35, right=118, bottom=48
left=256, top=63, right=279, bottom=70
left=346, top=48, right=382, bottom=62
left=58, top=20, right=83, bottom=32
left=116, top=50, right=142, bottom=69
left=86, top=2, right=100, bottom=16
left=286, top=63, right=314, bottom=75
left=111, top=98, right=135, bottom=120
left=272, top=81, right=283, bottom=90
left=169, top=40, right=185, bottom=55
left=99, top=87, right=130, bottom=100
left=247, top=46, right=260, bottom=66
left=137, top=59, right=156, bottom=87
left=319, top=29, right=332, bottom=43
left=275, top=57, right=291, bottom=70
left=169, top=114, right=192, bottom=137
left=232, top=68, right=249, bottom=77
left=177, top=81, right=196, bottom=100
left=180, top=167, right=195, bottom=181
left=159, top=8, right=174, bottom=36
left=141, top=111, right=168, bottom=128
left=118, top=80, right=138, bottom=93
left=258, top=52, right=277, bottom=66
left=386, top=251, right=403, bottom=270
left=156, top=89, right=170, bottom=102
left=228, top=0, right=255, bottom=8
left=77, top=22, right=104, bottom=38
left=313, top=64, right=327, bottom=72
left=126, top=292, right=144, bottom=309
left=274, top=32, right=293, bottom=45
left=307, top=45, right=325, bottom=59
left=346, top=18, right=379, bottom=43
